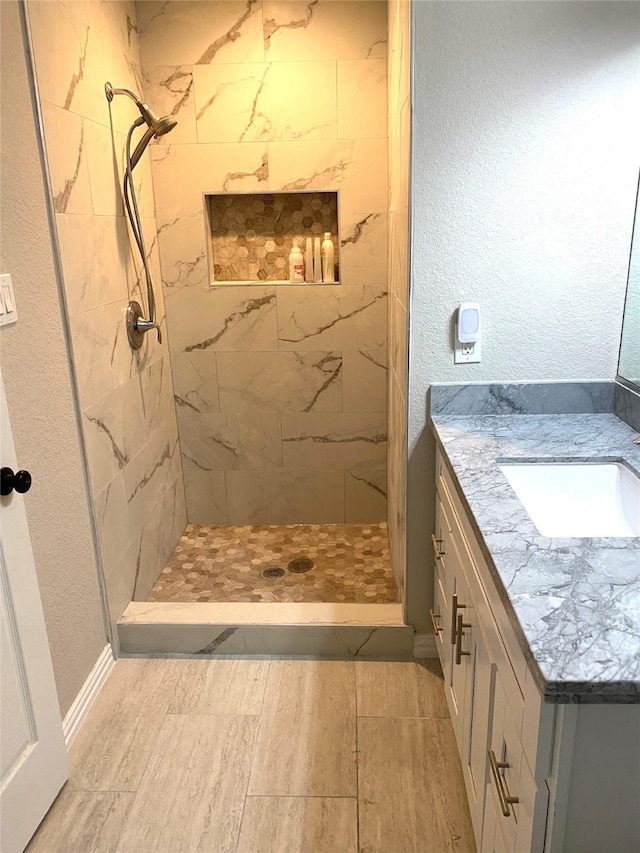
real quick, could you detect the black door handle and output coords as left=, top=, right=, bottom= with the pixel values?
left=1, top=467, right=32, bottom=496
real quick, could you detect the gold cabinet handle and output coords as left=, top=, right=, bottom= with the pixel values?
left=450, top=592, right=466, bottom=646
left=455, top=612, right=471, bottom=665
left=430, top=608, right=443, bottom=636
left=431, top=534, right=445, bottom=561
left=488, top=749, right=520, bottom=817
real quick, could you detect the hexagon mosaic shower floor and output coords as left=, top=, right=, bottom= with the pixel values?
left=148, top=523, right=397, bottom=604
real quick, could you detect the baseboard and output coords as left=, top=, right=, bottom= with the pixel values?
left=413, top=633, right=438, bottom=658
left=63, top=644, right=115, bottom=747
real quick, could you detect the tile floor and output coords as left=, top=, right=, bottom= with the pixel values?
left=27, top=658, right=475, bottom=853
left=149, top=523, right=397, bottom=604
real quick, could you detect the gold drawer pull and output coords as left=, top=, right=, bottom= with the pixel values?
left=455, top=612, right=471, bottom=664
left=431, top=534, right=445, bottom=561
left=488, top=749, right=520, bottom=817
left=430, top=609, right=443, bottom=636
left=450, top=592, right=466, bottom=645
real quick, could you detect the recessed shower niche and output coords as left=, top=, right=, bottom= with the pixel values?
left=205, top=191, right=340, bottom=284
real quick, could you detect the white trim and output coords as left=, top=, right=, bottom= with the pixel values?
left=62, top=645, right=115, bottom=747
left=413, top=634, right=438, bottom=658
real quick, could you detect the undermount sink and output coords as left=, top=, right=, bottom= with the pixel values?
left=498, top=461, right=640, bottom=538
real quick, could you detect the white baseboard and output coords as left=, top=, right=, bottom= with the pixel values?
left=63, top=644, right=115, bottom=747
left=413, top=633, right=438, bottom=658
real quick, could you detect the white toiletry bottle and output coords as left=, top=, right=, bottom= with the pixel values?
left=321, top=232, right=335, bottom=283
left=305, top=237, right=313, bottom=283
left=313, top=237, right=322, bottom=282
left=289, top=241, right=304, bottom=283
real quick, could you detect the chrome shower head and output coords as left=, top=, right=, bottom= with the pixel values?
left=150, top=113, right=178, bottom=137
left=105, top=82, right=178, bottom=170
left=105, top=82, right=178, bottom=139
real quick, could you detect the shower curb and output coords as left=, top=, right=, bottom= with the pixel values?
left=117, top=602, right=414, bottom=659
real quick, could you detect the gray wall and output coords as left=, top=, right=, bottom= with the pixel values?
left=0, top=0, right=107, bottom=717
left=407, top=0, right=640, bottom=628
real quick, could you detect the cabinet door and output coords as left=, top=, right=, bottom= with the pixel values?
left=481, top=782, right=512, bottom=853
left=485, top=670, right=523, bottom=853
left=433, top=559, right=450, bottom=668
left=463, top=620, right=496, bottom=846
left=447, top=562, right=471, bottom=751
left=433, top=495, right=453, bottom=676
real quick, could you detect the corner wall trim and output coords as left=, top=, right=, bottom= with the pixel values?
left=413, top=634, right=438, bottom=658
left=62, top=645, right=115, bottom=747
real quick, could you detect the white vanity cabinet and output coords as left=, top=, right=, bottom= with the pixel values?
left=432, top=449, right=640, bottom=853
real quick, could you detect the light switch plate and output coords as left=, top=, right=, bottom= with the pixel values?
left=0, top=274, right=18, bottom=327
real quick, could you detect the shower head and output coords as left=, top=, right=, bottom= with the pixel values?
left=105, top=82, right=178, bottom=170
left=151, top=113, right=178, bottom=137
left=136, top=97, right=178, bottom=138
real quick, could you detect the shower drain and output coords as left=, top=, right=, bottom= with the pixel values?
left=262, top=566, right=285, bottom=579
left=288, top=557, right=314, bottom=574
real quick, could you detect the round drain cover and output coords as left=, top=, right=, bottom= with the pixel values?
left=288, top=557, right=314, bottom=574
left=262, top=566, right=285, bottom=578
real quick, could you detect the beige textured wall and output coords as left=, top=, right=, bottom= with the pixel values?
left=386, top=0, right=411, bottom=603
left=138, top=0, right=390, bottom=525
left=0, top=0, right=106, bottom=717
left=26, top=0, right=186, bottom=628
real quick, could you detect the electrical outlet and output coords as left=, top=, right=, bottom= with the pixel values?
left=454, top=339, right=481, bottom=364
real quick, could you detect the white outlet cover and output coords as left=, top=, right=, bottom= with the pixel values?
left=454, top=338, right=481, bottom=364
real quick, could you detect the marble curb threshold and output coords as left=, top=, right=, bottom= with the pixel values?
left=117, top=602, right=415, bottom=658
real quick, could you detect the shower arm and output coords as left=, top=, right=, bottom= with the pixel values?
left=105, top=83, right=140, bottom=103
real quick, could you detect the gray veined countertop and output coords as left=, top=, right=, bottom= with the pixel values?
left=430, top=411, right=640, bottom=704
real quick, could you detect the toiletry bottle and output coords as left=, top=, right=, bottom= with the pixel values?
left=321, top=232, right=335, bottom=283
left=313, top=237, right=322, bottom=282
left=305, top=237, right=313, bottom=283
left=289, top=240, right=304, bottom=283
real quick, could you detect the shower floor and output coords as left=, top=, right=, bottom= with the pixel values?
left=148, top=523, right=396, bottom=604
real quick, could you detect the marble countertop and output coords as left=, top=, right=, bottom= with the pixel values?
left=430, top=412, right=640, bottom=703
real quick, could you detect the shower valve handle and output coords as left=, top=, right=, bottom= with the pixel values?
left=136, top=316, right=162, bottom=344
left=126, top=300, right=162, bottom=349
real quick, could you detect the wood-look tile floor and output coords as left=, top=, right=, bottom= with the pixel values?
left=149, top=523, right=396, bottom=604
left=28, top=658, right=475, bottom=853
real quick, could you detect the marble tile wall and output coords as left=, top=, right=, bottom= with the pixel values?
left=386, top=0, right=411, bottom=600
left=138, top=0, right=390, bottom=524
left=26, top=0, right=186, bottom=629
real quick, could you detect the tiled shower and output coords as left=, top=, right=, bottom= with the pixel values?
left=25, top=0, right=410, bottom=625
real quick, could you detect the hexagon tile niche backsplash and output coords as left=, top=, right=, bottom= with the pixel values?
left=207, top=191, right=339, bottom=282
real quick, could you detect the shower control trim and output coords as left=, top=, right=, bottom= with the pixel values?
left=126, top=301, right=162, bottom=350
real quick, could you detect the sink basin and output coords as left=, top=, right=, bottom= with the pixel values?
left=498, top=462, right=640, bottom=537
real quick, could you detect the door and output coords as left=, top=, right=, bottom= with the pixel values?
left=0, top=374, right=68, bottom=852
